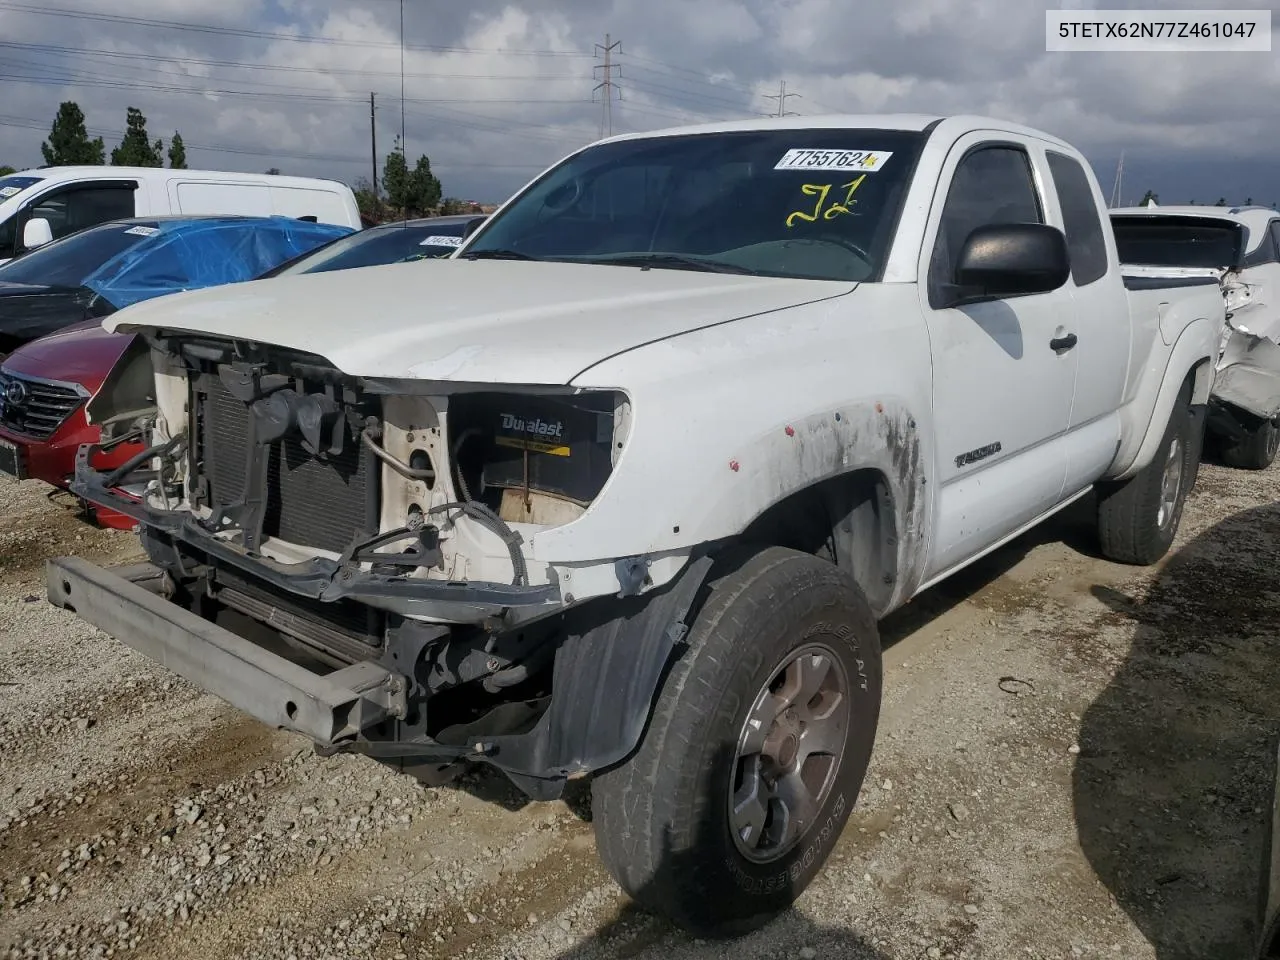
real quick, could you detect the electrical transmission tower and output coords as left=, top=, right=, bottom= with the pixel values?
left=1110, top=151, right=1125, bottom=209
left=765, top=80, right=801, bottom=117
left=593, top=34, right=622, bottom=137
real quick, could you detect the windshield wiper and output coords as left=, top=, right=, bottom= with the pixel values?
left=460, top=249, right=539, bottom=261
left=583, top=253, right=759, bottom=276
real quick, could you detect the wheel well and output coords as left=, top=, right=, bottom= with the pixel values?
left=739, top=469, right=897, bottom=615
left=1191, top=356, right=1213, bottom=406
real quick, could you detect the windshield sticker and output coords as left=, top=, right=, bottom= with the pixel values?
left=785, top=176, right=867, bottom=228
left=775, top=149, right=892, bottom=172
left=0, top=186, right=20, bottom=199
left=420, top=235, right=462, bottom=247
left=123, top=225, right=159, bottom=237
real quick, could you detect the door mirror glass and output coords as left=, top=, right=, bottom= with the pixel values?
left=951, top=223, right=1070, bottom=304
left=22, top=217, right=53, bottom=251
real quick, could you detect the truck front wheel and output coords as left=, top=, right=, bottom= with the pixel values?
left=590, top=546, right=882, bottom=935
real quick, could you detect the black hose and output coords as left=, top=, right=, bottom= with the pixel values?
left=102, top=434, right=185, bottom=488
left=428, top=499, right=528, bottom=586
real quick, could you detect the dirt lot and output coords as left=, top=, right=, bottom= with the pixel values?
left=0, top=461, right=1276, bottom=960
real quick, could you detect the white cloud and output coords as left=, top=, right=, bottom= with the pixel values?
left=0, top=0, right=1276, bottom=202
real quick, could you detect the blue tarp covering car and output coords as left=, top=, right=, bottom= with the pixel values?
left=0, top=215, right=353, bottom=353
left=84, top=216, right=353, bottom=309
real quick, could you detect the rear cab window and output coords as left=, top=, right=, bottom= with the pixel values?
left=1046, top=152, right=1109, bottom=286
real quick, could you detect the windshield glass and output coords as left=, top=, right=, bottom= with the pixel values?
left=0, top=177, right=44, bottom=256
left=464, top=129, right=925, bottom=282
left=271, top=219, right=478, bottom=277
left=1111, top=216, right=1243, bottom=269
left=0, top=175, right=42, bottom=203
left=0, top=220, right=156, bottom=288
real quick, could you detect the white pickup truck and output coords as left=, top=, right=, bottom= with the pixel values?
left=50, top=114, right=1223, bottom=933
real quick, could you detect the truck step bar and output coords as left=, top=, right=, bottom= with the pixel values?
left=44, top=557, right=408, bottom=745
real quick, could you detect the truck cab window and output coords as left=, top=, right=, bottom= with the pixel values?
left=928, top=145, right=1042, bottom=308
left=1047, top=151, right=1108, bottom=285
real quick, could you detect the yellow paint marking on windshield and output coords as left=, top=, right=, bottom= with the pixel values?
left=785, top=176, right=867, bottom=228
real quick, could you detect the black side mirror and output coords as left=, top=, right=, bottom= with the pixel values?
left=952, top=223, right=1070, bottom=304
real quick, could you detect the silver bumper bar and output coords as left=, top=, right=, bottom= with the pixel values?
left=45, top=557, right=407, bottom=744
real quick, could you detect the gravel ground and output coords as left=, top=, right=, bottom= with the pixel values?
left=0, top=457, right=1276, bottom=960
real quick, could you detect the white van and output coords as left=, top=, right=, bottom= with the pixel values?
left=0, top=166, right=362, bottom=265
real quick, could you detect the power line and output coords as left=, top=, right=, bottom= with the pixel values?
left=0, top=40, right=584, bottom=82
left=764, top=80, right=801, bottom=117
left=0, top=2, right=593, bottom=57
left=0, top=67, right=586, bottom=106
left=593, top=33, right=622, bottom=138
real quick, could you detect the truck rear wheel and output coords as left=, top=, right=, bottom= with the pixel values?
left=1096, top=379, right=1202, bottom=565
left=590, top=546, right=882, bottom=935
left=1220, top=415, right=1280, bottom=471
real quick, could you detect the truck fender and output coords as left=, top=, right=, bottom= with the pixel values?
left=477, top=554, right=715, bottom=800
left=1110, top=319, right=1216, bottom=481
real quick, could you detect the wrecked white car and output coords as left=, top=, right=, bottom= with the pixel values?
left=1112, top=205, right=1280, bottom=468
left=49, top=115, right=1222, bottom=933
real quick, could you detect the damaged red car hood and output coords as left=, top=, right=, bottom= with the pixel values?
left=103, top=259, right=854, bottom=384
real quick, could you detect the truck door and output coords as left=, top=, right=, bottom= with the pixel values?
left=919, top=138, right=1077, bottom=580
left=1043, top=150, right=1131, bottom=494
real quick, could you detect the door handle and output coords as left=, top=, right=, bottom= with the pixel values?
left=1050, top=333, right=1078, bottom=352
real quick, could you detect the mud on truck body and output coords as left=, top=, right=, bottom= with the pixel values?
left=49, top=114, right=1223, bottom=933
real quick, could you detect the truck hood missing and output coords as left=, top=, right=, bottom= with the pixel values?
left=103, top=259, right=855, bottom=384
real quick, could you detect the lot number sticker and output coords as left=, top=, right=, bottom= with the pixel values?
left=775, top=149, right=892, bottom=172
left=420, top=235, right=463, bottom=247
left=124, top=225, right=160, bottom=237
left=0, top=186, right=20, bottom=199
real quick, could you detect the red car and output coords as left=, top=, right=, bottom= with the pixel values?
left=0, top=214, right=481, bottom=527
left=0, top=320, right=140, bottom=528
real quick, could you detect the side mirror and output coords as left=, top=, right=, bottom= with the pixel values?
left=22, top=217, right=53, bottom=251
left=952, top=223, right=1070, bottom=303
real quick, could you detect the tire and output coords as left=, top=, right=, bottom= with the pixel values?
left=1221, top=416, right=1280, bottom=471
left=1096, top=378, right=1201, bottom=565
left=590, top=546, right=882, bottom=936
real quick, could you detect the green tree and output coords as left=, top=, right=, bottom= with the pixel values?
left=110, top=107, right=164, bottom=167
left=168, top=132, right=187, bottom=169
left=1246, top=197, right=1254, bottom=205
left=382, top=142, right=410, bottom=215
left=351, top=177, right=382, bottom=223
left=0, top=165, right=15, bottom=177
left=1216, top=196, right=1227, bottom=206
left=1139, top=190, right=1158, bottom=206
left=408, top=155, right=442, bottom=214
left=40, top=101, right=105, bottom=166
left=264, top=167, right=282, bottom=175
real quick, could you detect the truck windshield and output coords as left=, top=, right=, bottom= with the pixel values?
left=0, top=220, right=157, bottom=289
left=1111, top=216, right=1244, bottom=269
left=464, top=128, right=925, bottom=282
left=0, top=175, right=42, bottom=203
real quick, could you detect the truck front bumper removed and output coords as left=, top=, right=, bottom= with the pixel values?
left=45, top=556, right=409, bottom=745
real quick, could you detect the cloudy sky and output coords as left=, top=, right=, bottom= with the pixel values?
left=1, top=0, right=1278, bottom=205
